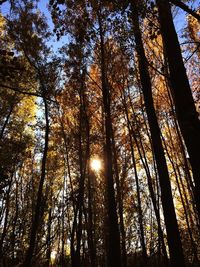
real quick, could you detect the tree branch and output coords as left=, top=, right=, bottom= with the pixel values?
left=0, top=83, right=56, bottom=102
left=170, top=0, right=200, bottom=21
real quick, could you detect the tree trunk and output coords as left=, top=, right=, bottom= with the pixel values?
left=111, top=129, right=127, bottom=267
left=156, top=0, right=200, bottom=221
left=46, top=206, right=52, bottom=267
left=0, top=177, right=13, bottom=258
left=87, top=171, right=96, bottom=267
left=23, top=93, right=49, bottom=267
left=130, top=1, right=186, bottom=266
left=0, top=99, right=15, bottom=139
left=98, top=8, right=121, bottom=267
left=126, top=120, right=148, bottom=263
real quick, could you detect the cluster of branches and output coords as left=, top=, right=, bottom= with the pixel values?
left=0, top=0, right=200, bottom=267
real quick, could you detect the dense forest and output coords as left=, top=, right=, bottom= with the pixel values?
left=0, top=0, right=200, bottom=266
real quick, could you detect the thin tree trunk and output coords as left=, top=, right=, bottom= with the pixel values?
left=87, top=170, right=96, bottom=267
left=0, top=177, right=13, bottom=258
left=86, top=113, right=96, bottom=267
left=111, top=129, right=127, bottom=267
left=98, top=7, right=121, bottom=267
left=0, top=101, right=15, bottom=140
left=23, top=93, right=50, bottom=267
left=128, top=124, right=148, bottom=264
left=122, top=86, right=168, bottom=266
left=46, top=206, right=52, bottom=267
left=162, top=134, right=199, bottom=263
left=119, top=91, right=147, bottom=262
left=11, top=179, right=19, bottom=262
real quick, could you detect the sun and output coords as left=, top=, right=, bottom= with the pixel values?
left=51, top=250, right=57, bottom=261
left=90, top=158, right=102, bottom=172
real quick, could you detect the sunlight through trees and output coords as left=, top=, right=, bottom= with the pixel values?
left=0, top=0, right=200, bottom=267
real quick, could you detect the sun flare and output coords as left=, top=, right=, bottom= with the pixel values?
left=90, top=158, right=102, bottom=172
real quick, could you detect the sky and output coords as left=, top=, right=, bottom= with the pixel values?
left=37, top=0, right=68, bottom=51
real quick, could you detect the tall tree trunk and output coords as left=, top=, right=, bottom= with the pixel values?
left=71, top=67, right=89, bottom=267
left=111, top=129, right=127, bottom=267
left=156, top=0, right=200, bottom=220
left=71, top=102, right=84, bottom=267
left=98, top=8, right=121, bottom=267
left=130, top=1, right=186, bottom=266
left=86, top=114, right=96, bottom=267
left=23, top=93, right=49, bottom=267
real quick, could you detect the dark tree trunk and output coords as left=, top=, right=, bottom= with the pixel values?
left=98, top=8, right=121, bottom=267
left=156, top=0, right=200, bottom=221
left=71, top=66, right=90, bottom=267
left=130, top=1, right=186, bottom=266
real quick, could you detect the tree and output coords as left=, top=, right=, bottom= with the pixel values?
left=129, top=1, right=186, bottom=266
left=156, top=0, right=200, bottom=221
